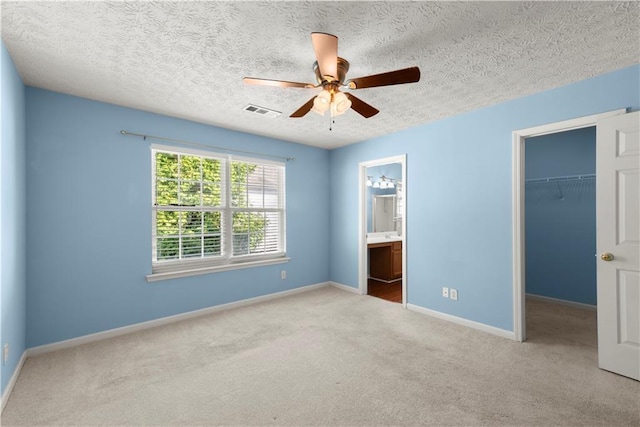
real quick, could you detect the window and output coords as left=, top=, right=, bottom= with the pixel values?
left=151, top=144, right=286, bottom=278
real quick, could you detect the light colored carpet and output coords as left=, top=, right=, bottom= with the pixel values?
left=2, top=287, right=638, bottom=426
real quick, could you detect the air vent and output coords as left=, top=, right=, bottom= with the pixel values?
left=243, top=104, right=281, bottom=118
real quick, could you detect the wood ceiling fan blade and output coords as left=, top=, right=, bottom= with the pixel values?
left=345, top=93, right=379, bottom=118
left=346, top=67, right=421, bottom=90
left=311, top=32, right=338, bottom=81
left=243, top=77, right=315, bottom=89
left=290, top=96, right=317, bottom=118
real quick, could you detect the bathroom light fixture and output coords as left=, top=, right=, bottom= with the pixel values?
left=369, top=175, right=395, bottom=190
left=380, top=176, right=393, bottom=189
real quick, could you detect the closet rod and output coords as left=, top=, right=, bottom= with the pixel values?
left=120, top=130, right=295, bottom=162
left=525, top=173, right=595, bottom=184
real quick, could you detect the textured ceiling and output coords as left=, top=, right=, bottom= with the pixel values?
left=1, top=1, right=638, bottom=149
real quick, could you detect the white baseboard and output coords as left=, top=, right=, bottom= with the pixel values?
left=526, top=293, right=597, bottom=311
left=406, top=303, right=515, bottom=340
left=1, top=350, right=27, bottom=412
left=27, top=282, right=331, bottom=357
left=330, top=281, right=361, bottom=294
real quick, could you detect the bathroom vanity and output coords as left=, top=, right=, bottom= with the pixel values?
left=368, top=237, right=402, bottom=282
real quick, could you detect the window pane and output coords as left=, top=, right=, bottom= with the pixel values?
left=157, top=237, right=179, bottom=260
left=156, top=152, right=178, bottom=178
left=232, top=212, right=249, bottom=233
left=232, top=212, right=249, bottom=256
left=156, top=179, right=178, bottom=205
left=248, top=184, right=263, bottom=208
left=264, top=190, right=278, bottom=209
left=202, top=158, right=221, bottom=182
left=203, top=183, right=222, bottom=207
left=233, top=211, right=268, bottom=256
left=203, top=212, right=221, bottom=233
left=181, top=211, right=202, bottom=235
left=204, top=235, right=221, bottom=256
left=232, top=163, right=281, bottom=209
left=180, top=155, right=201, bottom=181
left=231, top=162, right=253, bottom=183
left=262, top=164, right=280, bottom=191
left=263, top=165, right=281, bottom=208
left=156, top=211, right=179, bottom=236
left=231, top=162, right=254, bottom=207
left=179, top=181, right=201, bottom=206
left=232, top=233, right=249, bottom=256
left=231, top=183, right=247, bottom=208
left=249, top=212, right=266, bottom=254
left=263, top=212, right=280, bottom=253
left=182, top=237, right=202, bottom=258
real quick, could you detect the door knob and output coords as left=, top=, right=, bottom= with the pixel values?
left=600, top=252, right=614, bottom=262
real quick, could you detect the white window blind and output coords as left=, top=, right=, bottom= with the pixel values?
left=151, top=144, right=285, bottom=275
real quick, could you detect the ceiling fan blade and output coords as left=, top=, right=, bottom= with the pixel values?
left=290, top=96, right=317, bottom=118
left=243, top=77, right=315, bottom=89
left=346, top=67, right=421, bottom=90
left=345, top=93, right=379, bottom=118
left=311, top=32, right=338, bottom=80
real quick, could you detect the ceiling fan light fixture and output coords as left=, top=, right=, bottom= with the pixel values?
left=316, top=90, right=331, bottom=105
left=311, top=104, right=326, bottom=116
left=330, top=91, right=352, bottom=116
left=312, top=89, right=331, bottom=115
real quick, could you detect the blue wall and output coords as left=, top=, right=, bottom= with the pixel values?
left=7, top=59, right=640, bottom=354
left=525, top=128, right=597, bottom=305
left=1, top=42, right=27, bottom=394
left=25, top=88, right=330, bottom=347
left=329, top=64, right=639, bottom=332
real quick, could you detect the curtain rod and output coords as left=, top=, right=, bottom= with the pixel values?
left=120, top=130, right=295, bottom=162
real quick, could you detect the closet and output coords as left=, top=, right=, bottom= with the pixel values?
left=524, top=127, right=597, bottom=307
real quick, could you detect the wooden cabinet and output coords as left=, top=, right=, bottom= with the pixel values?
left=369, top=241, right=402, bottom=281
left=391, top=241, right=402, bottom=278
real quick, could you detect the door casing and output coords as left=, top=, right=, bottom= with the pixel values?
left=511, top=108, right=626, bottom=342
left=358, top=155, right=407, bottom=307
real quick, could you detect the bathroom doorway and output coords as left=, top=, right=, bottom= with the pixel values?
left=358, top=155, right=407, bottom=306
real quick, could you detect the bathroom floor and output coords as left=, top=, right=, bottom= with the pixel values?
left=368, top=278, right=402, bottom=303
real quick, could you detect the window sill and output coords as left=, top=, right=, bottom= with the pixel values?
left=146, top=257, right=290, bottom=282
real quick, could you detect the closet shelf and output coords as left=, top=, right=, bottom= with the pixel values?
left=525, top=173, right=595, bottom=184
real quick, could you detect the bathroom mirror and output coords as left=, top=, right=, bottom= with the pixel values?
left=373, top=195, right=396, bottom=232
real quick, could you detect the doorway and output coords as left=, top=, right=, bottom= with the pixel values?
left=512, top=109, right=626, bottom=342
left=523, top=127, right=597, bottom=345
left=358, top=155, right=407, bottom=306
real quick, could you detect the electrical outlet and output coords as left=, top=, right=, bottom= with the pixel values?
left=281, top=270, right=287, bottom=280
left=3, top=343, right=9, bottom=365
left=442, top=287, right=449, bottom=298
left=450, top=289, right=458, bottom=301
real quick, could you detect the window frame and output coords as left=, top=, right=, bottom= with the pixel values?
left=147, top=144, right=287, bottom=281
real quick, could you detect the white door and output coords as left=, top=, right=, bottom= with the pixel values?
left=596, top=111, right=640, bottom=380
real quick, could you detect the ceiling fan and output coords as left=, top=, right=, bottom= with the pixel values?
left=243, top=32, right=421, bottom=119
